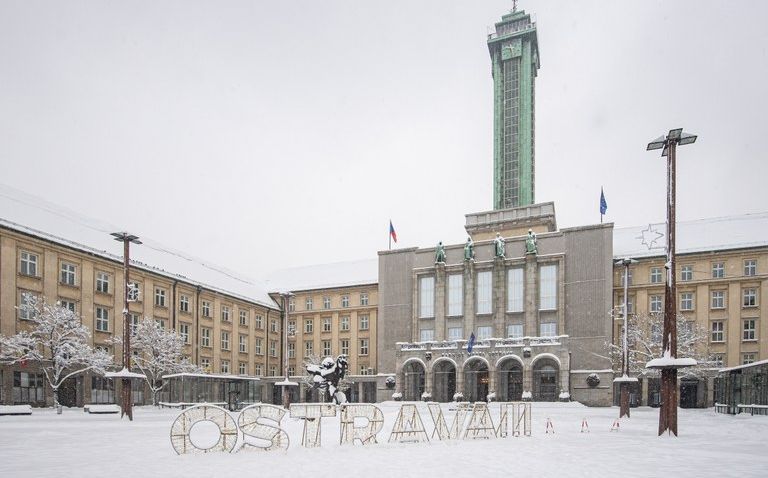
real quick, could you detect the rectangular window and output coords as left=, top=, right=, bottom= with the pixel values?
left=507, top=324, right=524, bottom=338
left=200, top=358, right=211, bottom=371
left=323, top=297, right=331, bottom=309
left=179, top=295, right=189, bottom=313
left=127, top=282, right=140, bottom=302
left=742, top=353, right=756, bottom=365
left=476, top=271, right=492, bottom=315
left=288, top=342, right=295, bottom=358
left=155, top=288, right=166, bottom=307
left=156, top=318, right=166, bottom=329
left=650, top=295, right=663, bottom=313
left=476, top=326, right=492, bottom=340
left=539, top=265, right=557, bottom=310
left=322, top=340, right=331, bottom=356
left=712, top=262, right=724, bottom=279
left=271, top=319, right=278, bottom=333
left=359, top=339, right=369, bottom=355
left=95, top=272, right=110, bottom=294
left=288, top=298, right=295, bottom=312
left=288, top=366, right=295, bottom=376
left=288, top=320, right=296, bottom=335
left=221, top=305, right=230, bottom=322
left=254, top=364, right=262, bottom=376
left=305, top=341, right=313, bottom=356
left=743, top=288, right=757, bottom=307
left=711, top=321, right=724, bottom=343
left=419, top=329, right=434, bottom=342
left=18, top=292, right=36, bottom=320
left=340, top=316, right=350, bottom=331
left=743, top=319, right=756, bottom=341
left=270, top=340, right=277, bottom=357
left=448, top=327, right=463, bottom=340
left=13, top=371, right=45, bottom=404
left=360, top=365, right=369, bottom=375
left=202, top=301, right=211, bottom=317
left=220, top=360, right=230, bottom=374
left=95, top=307, right=109, bottom=332
left=323, top=317, right=332, bottom=332
left=60, top=300, right=76, bottom=313
left=255, top=314, right=263, bottom=329
left=711, top=290, right=725, bottom=309
left=340, top=339, right=350, bottom=355
left=129, top=313, right=140, bottom=335
left=179, top=323, right=190, bottom=344
left=305, top=297, right=313, bottom=310
left=447, top=274, right=463, bottom=317
left=341, top=295, right=350, bottom=308
left=540, top=322, right=557, bottom=337
left=201, top=328, right=211, bottom=347
left=270, top=365, right=277, bottom=377
left=60, top=262, right=76, bottom=286
left=650, top=267, right=662, bottom=284
left=239, top=362, right=247, bottom=375
left=221, top=331, right=230, bottom=350
left=680, top=265, right=693, bottom=282
left=255, top=338, right=262, bottom=355
left=239, top=310, right=248, bottom=326
left=744, top=259, right=757, bottom=277
left=618, top=294, right=634, bottom=315
left=680, top=292, right=694, bottom=311
left=359, top=315, right=369, bottom=331
left=304, top=319, right=313, bottom=333
left=507, top=268, right=524, bottom=313
left=419, top=276, right=435, bottom=318
left=709, top=354, right=724, bottom=367
left=360, top=293, right=369, bottom=306
left=20, top=251, right=38, bottom=276
left=239, top=335, right=247, bottom=353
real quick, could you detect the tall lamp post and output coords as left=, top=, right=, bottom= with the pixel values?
left=645, top=128, right=697, bottom=436
left=111, top=232, right=142, bottom=421
left=615, top=257, right=637, bottom=418
left=277, top=292, right=297, bottom=409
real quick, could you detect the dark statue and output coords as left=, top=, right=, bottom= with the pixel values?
left=306, top=355, right=349, bottom=404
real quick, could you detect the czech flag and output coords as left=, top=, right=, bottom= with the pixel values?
left=389, top=220, right=397, bottom=243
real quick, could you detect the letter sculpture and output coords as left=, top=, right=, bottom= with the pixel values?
left=237, top=404, right=290, bottom=452
left=290, top=403, right=337, bottom=448
left=339, top=404, right=384, bottom=445
left=388, top=404, right=430, bottom=443
left=170, top=404, right=239, bottom=455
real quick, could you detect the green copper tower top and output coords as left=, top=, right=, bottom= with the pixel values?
left=488, top=9, right=540, bottom=210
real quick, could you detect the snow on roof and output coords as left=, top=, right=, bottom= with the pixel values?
left=264, top=258, right=378, bottom=293
left=161, top=372, right=260, bottom=381
left=0, top=183, right=278, bottom=310
left=104, top=368, right=147, bottom=380
left=614, top=212, right=768, bottom=259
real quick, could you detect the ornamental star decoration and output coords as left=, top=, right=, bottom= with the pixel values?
left=636, top=224, right=665, bottom=250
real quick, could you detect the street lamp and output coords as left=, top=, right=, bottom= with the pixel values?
left=277, top=292, right=297, bottom=409
left=645, top=128, right=698, bottom=436
left=614, top=257, right=637, bottom=419
left=111, top=232, right=141, bottom=421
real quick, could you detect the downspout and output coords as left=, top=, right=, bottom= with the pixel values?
left=194, top=286, right=201, bottom=363
left=171, top=280, right=178, bottom=330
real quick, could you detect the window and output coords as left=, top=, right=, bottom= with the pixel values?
left=709, top=354, right=724, bottom=367
left=340, top=339, right=350, bottom=355
left=288, top=320, right=296, bottom=336
left=419, top=329, right=434, bottom=342
left=270, top=340, right=277, bottom=357
left=221, top=305, right=230, bottom=322
left=239, top=310, right=248, bottom=326
left=127, top=282, right=140, bottom=302
left=155, top=318, right=166, bottom=329
left=712, top=262, right=724, bottom=279
left=477, top=326, right=492, bottom=340
left=271, top=319, right=278, bottom=333
left=91, top=375, right=114, bottom=404
left=651, top=323, right=662, bottom=343
left=129, top=313, right=140, bottom=335
left=239, top=335, right=247, bottom=353
left=220, top=360, right=230, bottom=374
left=202, top=301, right=211, bottom=317
left=340, top=316, right=350, bottom=331
left=476, top=271, right=492, bottom=314
left=95, top=307, right=109, bottom=332
left=341, top=295, right=350, bottom=308
left=711, top=321, right=724, bottom=343
left=221, top=331, right=230, bottom=350
left=239, top=362, right=247, bottom=375
left=155, top=288, right=166, bottom=307
left=287, top=342, right=295, bottom=358
left=743, top=319, right=756, bottom=341
left=419, top=276, right=435, bottom=318
left=507, top=324, right=524, bottom=338
left=200, top=358, right=211, bottom=371
left=711, top=291, right=725, bottom=309
left=305, top=341, right=313, bottom=356
left=179, top=295, right=189, bottom=313
left=360, top=293, right=369, bottom=306
left=359, top=314, right=369, bottom=331
left=744, top=259, right=757, bottom=277
left=650, top=267, right=662, bottom=284
left=507, top=268, right=524, bottom=313
left=201, top=328, right=211, bottom=347
left=270, top=365, right=277, bottom=377
left=448, top=327, right=463, bottom=340
left=447, top=274, right=463, bottom=316
left=539, top=265, right=557, bottom=310
left=743, top=288, right=757, bottom=307
left=360, top=365, right=370, bottom=375
left=20, top=251, right=38, bottom=276
left=60, top=300, right=76, bottom=313
left=288, top=366, right=295, bottom=376
left=540, top=323, right=557, bottom=337
left=680, top=265, right=693, bottom=282
left=323, top=296, right=331, bottom=309
left=255, top=338, right=263, bottom=355
left=90, top=272, right=108, bottom=294
left=742, top=353, right=756, bottom=365
left=323, top=317, right=332, bottom=332
left=618, top=294, right=634, bottom=315
left=179, top=323, right=190, bottom=344
left=59, top=262, right=76, bottom=286
left=305, top=297, right=313, bottom=310
left=255, top=314, right=263, bottom=329
left=18, top=292, right=36, bottom=320
left=322, top=340, right=331, bottom=356
left=650, top=295, right=663, bottom=314
left=359, top=338, right=369, bottom=355
left=288, top=298, right=295, bottom=312
left=254, top=364, right=262, bottom=376
left=680, top=292, right=694, bottom=311
left=13, top=372, right=45, bottom=404
left=304, top=319, right=313, bottom=333
left=620, top=268, right=632, bottom=286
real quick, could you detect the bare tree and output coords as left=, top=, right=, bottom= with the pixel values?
left=0, top=296, right=112, bottom=412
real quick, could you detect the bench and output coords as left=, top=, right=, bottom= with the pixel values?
left=159, top=402, right=227, bottom=409
left=0, top=405, right=33, bottom=416
left=84, top=404, right=121, bottom=414
left=736, top=404, right=768, bottom=416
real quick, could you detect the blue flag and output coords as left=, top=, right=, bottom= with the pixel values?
left=467, top=332, right=476, bottom=353
left=600, top=188, right=608, bottom=215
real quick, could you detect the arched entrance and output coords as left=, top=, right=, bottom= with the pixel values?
left=497, top=357, right=523, bottom=401
left=533, top=358, right=559, bottom=401
left=432, top=360, right=456, bottom=402
left=464, top=358, right=489, bottom=402
left=403, top=360, right=425, bottom=401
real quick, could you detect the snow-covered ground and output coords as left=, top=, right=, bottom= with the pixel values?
left=1, top=402, right=766, bottom=477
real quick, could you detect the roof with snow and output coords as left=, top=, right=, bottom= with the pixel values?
left=0, top=183, right=278, bottom=310
left=265, top=259, right=378, bottom=293
left=613, top=212, right=768, bottom=259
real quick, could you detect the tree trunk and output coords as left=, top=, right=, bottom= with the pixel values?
left=53, top=387, right=62, bottom=415
left=152, top=388, right=159, bottom=407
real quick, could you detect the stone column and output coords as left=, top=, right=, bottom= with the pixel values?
left=464, top=261, right=475, bottom=338
left=523, top=362, right=533, bottom=393
left=494, top=258, right=506, bottom=337
left=456, top=359, right=465, bottom=397
left=641, top=377, right=649, bottom=406
left=524, top=255, right=538, bottom=337
left=425, top=363, right=434, bottom=396
left=435, top=264, right=446, bottom=341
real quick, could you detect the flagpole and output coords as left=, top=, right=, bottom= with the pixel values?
left=388, top=220, right=391, bottom=251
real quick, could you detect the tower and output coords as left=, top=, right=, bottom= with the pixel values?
left=488, top=9, right=540, bottom=210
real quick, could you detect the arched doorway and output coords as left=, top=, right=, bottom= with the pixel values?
left=533, top=357, right=559, bottom=401
left=497, top=358, right=523, bottom=401
left=432, top=360, right=456, bottom=402
left=464, top=358, right=489, bottom=402
left=403, top=360, right=425, bottom=401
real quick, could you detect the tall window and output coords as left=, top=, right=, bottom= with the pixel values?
left=448, top=327, right=463, bottom=340
left=271, top=319, right=278, bottom=333
left=476, top=326, right=492, bottom=340
left=650, top=267, right=662, bottom=284
left=239, top=310, right=248, bottom=326
left=60, top=300, right=76, bottom=313
left=680, top=265, right=693, bottom=282
left=221, top=331, right=230, bottom=350
left=744, top=259, right=757, bottom=277
left=221, top=306, right=230, bottom=322
left=359, top=314, right=369, bottom=330
left=743, top=319, right=756, bottom=341
left=179, top=323, right=190, bottom=344
left=239, top=362, right=247, bottom=375
left=742, top=353, right=756, bottom=365
left=239, top=335, right=247, bottom=353
left=155, top=288, right=166, bottom=307
left=60, top=263, right=76, bottom=286
left=680, top=292, right=694, bottom=311
left=540, top=323, right=557, bottom=337
left=96, top=272, right=110, bottom=294
left=288, top=298, right=295, bottom=312
left=255, top=314, right=263, bottom=329
left=305, top=341, right=313, bottom=356
left=288, top=342, right=295, bottom=358
left=340, top=316, right=350, bottom=331
left=507, top=324, right=524, bottom=338
left=711, top=321, right=724, bottom=343
left=304, top=319, right=313, bottom=333
left=306, top=297, right=313, bottom=310
left=129, top=313, right=140, bottom=334
left=270, top=340, right=277, bottom=357
left=201, top=328, right=211, bottom=347
left=202, top=301, right=211, bottom=317
left=95, top=307, right=109, bottom=332
left=419, top=329, right=434, bottom=342
left=711, top=290, right=725, bottom=309
left=476, top=271, right=492, bottom=315
left=323, top=297, right=331, bottom=309
left=539, top=265, right=557, bottom=310
left=507, top=268, right=524, bottom=312
left=127, top=282, right=140, bottom=302
left=618, top=294, right=634, bottom=315
left=201, top=358, right=211, bottom=371
left=179, top=295, right=189, bottom=313
left=220, top=360, right=230, bottom=374
left=359, top=338, right=369, bottom=355
left=447, top=274, right=463, bottom=317
left=360, top=293, right=369, bottom=306
left=419, top=276, right=435, bottom=318
left=254, top=364, right=262, bottom=376
left=650, top=295, right=663, bottom=313
left=322, top=317, right=332, bottom=332
left=322, top=340, right=331, bottom=356
left=18, top=292, right=36, bottom=320
left=255, top=338, right=262, bottom=355
left=20, top=251, right=38, bottom=276
left=13, top=372, right=44, bottom=404
left=743, top=288, right=757, bottom=307
left=340, top=339, right=350, bottom=355
left=341, top=295, right=350, bottom=308
left=712, top=262, right=725, bottom=279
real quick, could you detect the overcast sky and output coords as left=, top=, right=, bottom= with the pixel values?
left=1, top=0, right=766, bottom=278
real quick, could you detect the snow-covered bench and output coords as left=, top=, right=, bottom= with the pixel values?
left=0, top=405, right=33, bottom=416
left=159, top=402, right=227, bottom=409
left=736, top=404, right=768, bottom=416
left=84, top=404, right=120, bottom=414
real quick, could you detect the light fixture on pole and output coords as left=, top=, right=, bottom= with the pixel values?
left=645, top=128, right=698, bottom=436
left=111, top=232, right=142, bottom=421
left=276, top=292, right=297, bottom=409
left=614, top=257, right=638, bottom=419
